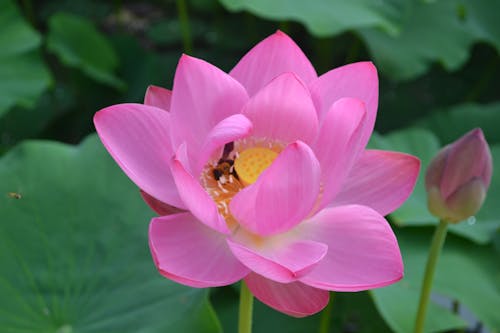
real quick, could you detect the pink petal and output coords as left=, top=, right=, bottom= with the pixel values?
left=445, top=178, right=487, bottom=221
left=242, top=72, right=319, bottom=144
left=195, top=114, right=253, bottom=174
left=149, top=213, right=249, bottom=287
left=169, top=55, right=249, bottom=161
left=144, top=85, right=172, bottom=110
left=230, top=30, right=317, bottom=96
left=230, top=141, right=321, bottom=236
left=333, top=150, right=420, bottom=216
left=245, top=273, right=329, bottom=317
left=140, top=190, right=185, bottom=216
left=94, top=103, right=184, bottom=208
left=441, top=129, right=491, bottom=198
left=312, top=98, right=367, bottom=210
left=309, top=61, right=378, bottom=148
left=170, top=144, right=230, bottom=234
left=227, top=235, right=327, bottom=283
left=298, top=205, right=403, bottom=291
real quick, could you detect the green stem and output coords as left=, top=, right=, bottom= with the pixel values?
left=20, top=0, right=36, bottom=27
left=318, top=292, right=334, bottom=333
left=238, top=281, right=254, bottom=333
left=414, top=219, right=449, bottom=333
left=176, top=0, right=193, bottom=54
left=113, top=0, right=123, bottom=13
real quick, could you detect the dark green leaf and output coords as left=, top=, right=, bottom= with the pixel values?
left=217, top=0, right=500, bottom=80
left=0, top=0, right=40, bottom=56
left=359, top=0, right=500, bottom=80
left=47, top=12, right=124, bottom=89
left=0, top=52, right=52, bottom=115
left=0, top=0, right=52, bottom=116
left=416, top=102, right=500, bottom=145
left=217, top=0, right=403, bottom=37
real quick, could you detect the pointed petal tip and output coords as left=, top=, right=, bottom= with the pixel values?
left=274, top=29, right=287, bottom=36
left=460, top=127, right=485, bottom=143
left=365, top=60, right=377, bottom=71
left=179, top=53, right=190, bottom=61
left=144, top=85, right=172, bottom=110
left=352, top=61, right=378, bottom=75
left=230, top=30, right=317, bottom=95
left=177, top=53, right=204, bottom=67
left=93, top=103, right=130, bottom=125
left=469, top=127, right=483, bottom=136
left=466, top=127, right=488, bottom=144
left=254, top=71, right=309, bottom=93
left=267, top=29, right=294, bottom=42
left=178, top=53, right=197, bottom=66
left=334, top=60, right=378, bottom=76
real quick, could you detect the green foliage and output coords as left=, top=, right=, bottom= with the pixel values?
left=47, top=12, right=124, bottom=89
left=372, top=229, right=500, bottom=333
left=212, top=288, right=392, bottom=332
left=218, top=0, right=403, bottom=37
left=416, top=102, right=500, bottom=145
left=219, top=0, right=500, bottom=80
left=0, top=135, right=221, bottom=333
left=359, top=0, right=500, bottom=80
left=0, top=0, right=51, bottom=116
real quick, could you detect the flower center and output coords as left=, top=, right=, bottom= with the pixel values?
left=234, top=147, right=278, bottom=186
left=201, top=140, right=284, bottom=230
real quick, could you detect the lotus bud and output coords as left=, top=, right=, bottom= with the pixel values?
left=425, top=128, right=492, bottom=223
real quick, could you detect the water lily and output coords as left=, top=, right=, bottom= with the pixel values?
left=94, top=31, right=420, bottom=317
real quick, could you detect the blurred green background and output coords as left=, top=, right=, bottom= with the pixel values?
left=0, top=0, right=499, bottom=332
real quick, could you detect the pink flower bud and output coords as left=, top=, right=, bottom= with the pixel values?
left=425, top=128, right=493, bottom=223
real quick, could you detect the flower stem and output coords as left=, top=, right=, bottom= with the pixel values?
left=238, top=281, right=254, bottom=333
left=20, top=0, right=36, bottom=27
left=414, top=219, right=449, bottom=333
left=176, top=0, right=193, bottom=54
left=318, top=292, right=334, bottom=333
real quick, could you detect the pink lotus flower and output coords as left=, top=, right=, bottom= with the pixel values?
left=94, top=31, right=420, bottom=317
